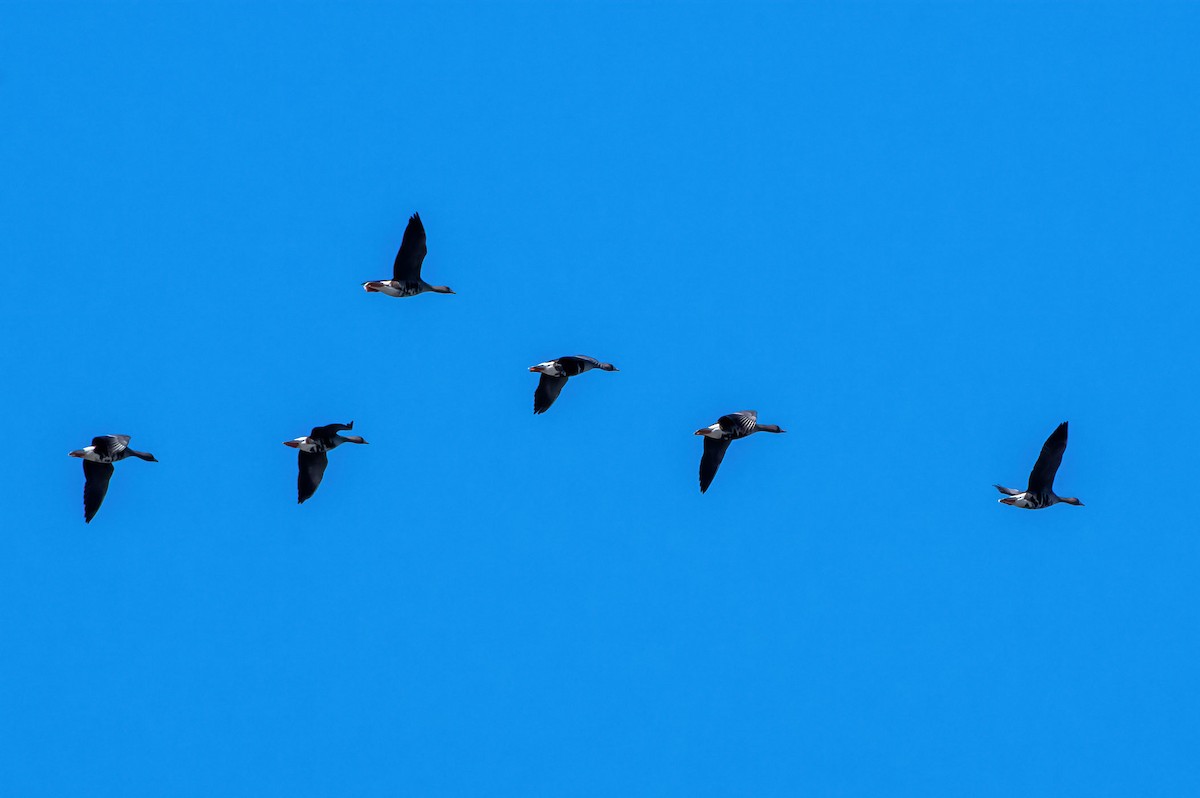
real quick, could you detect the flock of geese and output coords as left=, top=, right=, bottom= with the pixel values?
left=68, top=213, right=1084, bottom=522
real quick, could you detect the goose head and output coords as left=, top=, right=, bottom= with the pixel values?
left=529, top=361, right=562, bottom=376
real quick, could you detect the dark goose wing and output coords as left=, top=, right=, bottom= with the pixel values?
left=1027, top=422, right=1068, bottom=493
left=92, top=435, right=130, bottom=460
left=392, top=213, right=428, bottom=282
left=297, top=449, right=329, bottom=504
left=311, top=422, right=352, bottom=439
left=718, top=411, right=758, bottom=439
left=82, top=459, right=115, bottom=523
left=534, top=374, right=568, bottom=414
left=699, top=436, right=732, bottom=493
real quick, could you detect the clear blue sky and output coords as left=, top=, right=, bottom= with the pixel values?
left=2, top=2, right=1198, bottom=795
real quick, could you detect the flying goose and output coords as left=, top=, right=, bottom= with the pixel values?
left=994, top=422, right=1083, bottom=509
left=528, top=355, right=618, bottom=414
left=68, top=435, right=158, bottom=523
left=362, top=213, right=454, bottom=297
left=284, top=422, right=368, bottom=504
left=695, top=411, right=785, bottom=493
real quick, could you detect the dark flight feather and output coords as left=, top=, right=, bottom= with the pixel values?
left=1027, top=422, right=1068, bottom=493
left=533, top=374, right=568, bottom=414
left=392, top=213, right=428, bottom=283
left=699, top=436, right=732, bottom=493
left=297, top=449, right=329, bottom=504
left=82, top=459, right=115, bottom=523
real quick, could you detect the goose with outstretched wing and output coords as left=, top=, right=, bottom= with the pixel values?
left=69, top=435, right=158, bottom=523
left=695, top=411, right=785, bottom=494
left=994, top=422, right=1083, bottom=509
left=363, top=213, right=455, bottom=298
left=284, top=422, right=369, bottom=504
left=529, top=355, right=618, bottom=414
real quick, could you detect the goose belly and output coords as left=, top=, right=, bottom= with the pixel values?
left=1001, top=492, right=1048, bottom=509
left=365, top=280, right=423, bottom=297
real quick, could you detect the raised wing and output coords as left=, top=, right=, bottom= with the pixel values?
left=699, top=436, right=732, bottom=493
left=82, top=459, right=115, bottom=523
left=717, top=411, right=758, bottom=439
left=534, top=374, right=568, bottom=414
left=1027, top=422, right=1068, bottom=493
left=310, top=422, right=353, bottom=440
left=91, top=435, right=130, bottom=459
left=297, top=449, right=329, bottom=504
left=392, top=213, right=428, bottom=282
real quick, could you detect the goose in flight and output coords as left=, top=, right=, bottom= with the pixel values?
left=994, top=422, right=1083, bottom=509
left=362, top=213, right=454, bottom=297
left=695, top=411, right=785, bottom=493
left=284, top=422, right=368, bottom=504
left=528, top=355, right=618, bottom=414
left=68, top=435, right=158, bottom=523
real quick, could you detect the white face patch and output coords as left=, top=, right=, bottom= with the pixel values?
left=699, top=424, right=723, bottom=439
left=531, top=361, right=560, bottom=375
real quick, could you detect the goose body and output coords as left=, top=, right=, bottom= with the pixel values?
left=362, top=213, right=454, bottom=298
left=528, top=355, right=618, bottom=414
left=994, top=422, right=1083, bottom=510
left=695, top=410, right=785, bottom=493
left=284, top=422, right=368, bottom=504
left=68, top=435, right=158, bottom=523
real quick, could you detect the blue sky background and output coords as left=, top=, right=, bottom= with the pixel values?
left=2, top=2, right=1199, bottom=795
